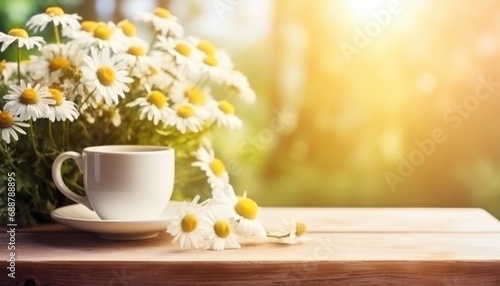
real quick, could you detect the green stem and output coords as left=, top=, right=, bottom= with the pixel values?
left=48, top=121, right=56, bottom=146
left=266, top=232, right=290, bottom=239
left=53, top=23, right=61, bottom=44
left=63, top=121, right=68, bottom=149
left=28, top=120, right=43, bottom=158
left=79, top=89, right=95, bottom=112
left=16, top=46, right=21, bottom=84
left=0, top=141, right=22, bottom=173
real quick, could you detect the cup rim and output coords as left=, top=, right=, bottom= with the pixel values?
left=83, top=145, right=173, bottom=154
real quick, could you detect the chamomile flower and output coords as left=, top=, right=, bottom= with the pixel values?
left=3, top=80, right=54, bottom=121
left=209, top=100, right=242, bottom=129
left=28, top=41, right=85, bottom=80
left=166, top=195, right=209, bottom=250
left=76, top=21, right=125, bottom=52
left=275, top=218, right=308, bottom=244
left=47, top=88, right=79, bottom=122
left=170, top=81, right=214, bottom=106
left=63, top=20, right=97, bottom=39
left=135, top=7, right=183, bottom=37
left=188, top=37, right=218, bottom=56
left=155, top=36, right=203, bottom=73
left=200, top=51, right=234, bottom=82
left=0, top=109, right=29, bottom=144
left=165, top=103, right=209, bottom=133
left=126, top=85, right=174, bottom=125
left=0, top=28, right=45, bottom=52
left=192, top=145, right=230, bottom=189
left=115, top=42, right=155, bottom=75
left=224, top=71, right=256, bottom=104
left=203, top=208, right=240, bottom=251
left=81, top=47, right=133, bottom=105
left=116, top=19, right=149, bottom=47
left=26, top=6, right=81, bottom=33
left=211, top=184, right=267, bottom=239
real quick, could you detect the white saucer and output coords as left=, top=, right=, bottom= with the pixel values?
left=51, top=201, right=181, bottom=240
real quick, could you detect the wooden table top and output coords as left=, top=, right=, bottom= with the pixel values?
left=3, top=207, right=500, bottom=285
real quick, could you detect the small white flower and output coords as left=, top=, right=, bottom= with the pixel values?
left=165, top=103, right=209, bottom=134
left=0, top=28, right=45, bottom=52
left=276, top=218, right=308, bottom=244
left=166, top=195, right=209, bottom=250
left=0, top=109, right=29, bottom=144
left=28, top=41, right=85, bottom=80
left=135, top=7, right=183, bottom=37
left=199, top=51, right=234, bottom=82
left=47, top=88, right=79, bottom=122
left=81, top=47, right=133, bottom=105
left=211, top=184, right=267, bottom=239
left=192, top=145, right=230, bottom=190
left=26, top=6, right=81, bottom=33
left=203, top=208, right=240, bottom=251
left=169, top=81, right=215, bottom=106
left=139, top=50, right=180, bottom=89
left=75, top=21, right=125, bottom=52
left=3, top=80, right=55, bottom=121
left=155, top=36, right=203, bottom=73
left=126, top=85, right=174, bottom=125
left=224, top=71, right=256, bottom=104
left=114, top=41, right=155, bottom=75
left=208, top=100, right=242, bottom=129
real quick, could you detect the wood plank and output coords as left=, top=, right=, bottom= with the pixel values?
left=10, top=207, right=500, bottom=233
left=7, top=232, right=500, bottom=262
left=3, top=208, right=500, bottom=285
left=260, top=207, right=500, bottom=232
left=6, top=260, right=500, bottom=285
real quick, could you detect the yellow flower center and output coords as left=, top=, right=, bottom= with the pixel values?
left=234, top=197, right=259, bottom=220
left=203, top=55, right=218, bottom=67
left=96, top=66, right=116, bottom=86
left=8, top=28, right=28, bottom=38
left=295, top=222, right=307, bottom=237
left=185, top=86, right=205, bottom=106
left=127, top=45, right=146, bottom=57
left=81, top=21, right=98, bottom=33
left=118, top=19, right=136, bottom=37
left=46, top=7, right=64, bottom=16
left=49, top=88, right=64, bottom=106
left=213, top=220, right=231, bottom=238
left=147, top=90, right=167, bottom=108
left=197, top=40, right=217, bottom=55
left=93, top=25, right=112, bottom=40
left=175, top=43, right=191, bottom=56
left=154, top=7, right=171, bottom=19
left=0, top=111, right=14, bottom=129
left=176, top=105, right=194, bottom=118
left=209, top=158, right=226, bottom=177
left=181, top=213, right=198, bottom=232
left=218, top=100, right=235, bottom=114
left=49, top=56, right=70, bottom=72
left=20, top=88, right=40, bottom=105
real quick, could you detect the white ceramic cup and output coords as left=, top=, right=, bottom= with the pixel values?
left=52, top=145, right=175, bottom=220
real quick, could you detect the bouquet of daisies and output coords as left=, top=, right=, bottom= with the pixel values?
left=0, top=7, right=258, bottom=227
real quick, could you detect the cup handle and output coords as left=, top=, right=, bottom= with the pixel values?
left=52, top=151, right=94, bottom=211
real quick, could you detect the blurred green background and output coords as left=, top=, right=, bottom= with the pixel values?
left=2, top=0, right=500, bottom=219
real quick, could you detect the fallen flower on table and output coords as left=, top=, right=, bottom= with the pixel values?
left=167, top=145, right=307, bottom=250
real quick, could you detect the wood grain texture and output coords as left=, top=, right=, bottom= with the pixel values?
left=2, top=208, right=500, bottom=285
